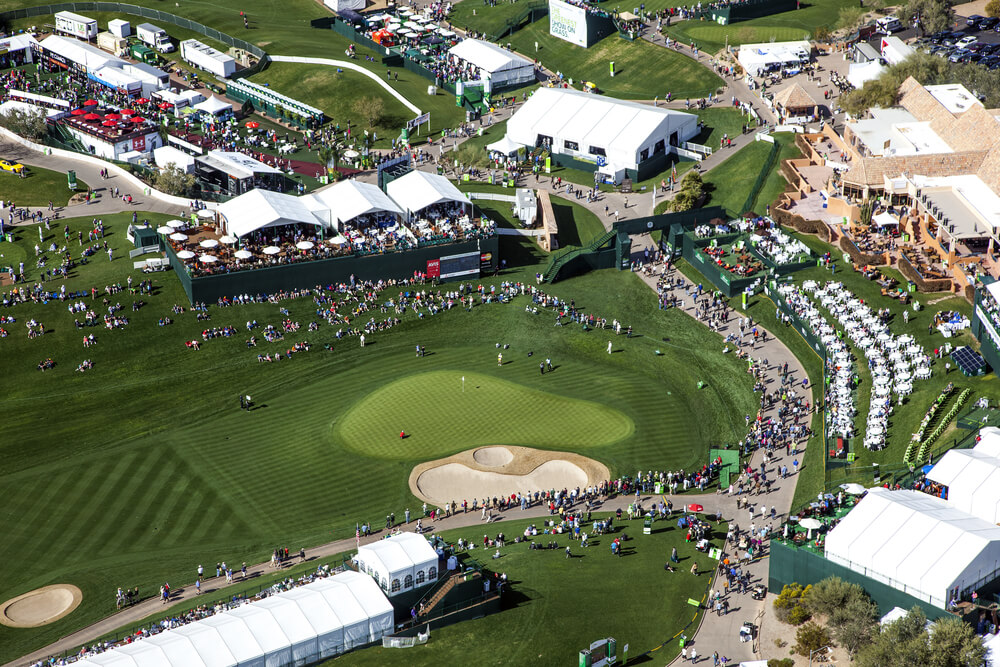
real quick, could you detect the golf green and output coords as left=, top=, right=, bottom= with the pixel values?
left=336, top=369, right=633, bottom=459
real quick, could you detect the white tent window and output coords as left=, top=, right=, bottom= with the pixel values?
left=429, top=566, right=437, bottom=580
left=416, top=570, right=425, bottom=585
left=391, top=578, right=401, bottom=593
left=404, top=574, right=413, bottom=589
left=354, top=533, right=439, bottom=597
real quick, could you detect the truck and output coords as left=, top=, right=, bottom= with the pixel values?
left=97, top=31, right=128, bottom=57
left=876, top=15, right=903, bottom=34
left=54, top=11, right=98, bottom=40
left=180, top=39, right=236, bottom=78
left=880, top=35, right=914, bottom=66
left=136, top=23, right=174, bottom=53
left=108, top=19, right=131, bottom=39
left=129, top=43, right=159, bottom=65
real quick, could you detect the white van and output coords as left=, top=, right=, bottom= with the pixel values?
left=877, top=16, right=903, bottom=34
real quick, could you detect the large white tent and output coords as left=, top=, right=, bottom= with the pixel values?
left=385, top=170, right=472, bottom=220
left=448, top=39, right=534, bottom=89
left=926, top=433, right=1000, bottom=524
left=73, top=571, right=393, bottom=667
left=217, top=189, right=324, bottom=238
left=308, top=179, right=403, bottom=230
left=825, top=488, right=1000, bottom=608
left=975, top=426, right=1000, bottom=458
left=503, top=87, right=698, bottom=172
left=737, top=40, right=811, bottom=77
left=355, top=532, right=439, bottom=596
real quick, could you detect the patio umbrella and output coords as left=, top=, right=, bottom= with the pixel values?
left=101, top=120, right=117, bottom=127
left=104, top=113, right=121, bottom=120
left=176, top=250, right=196, bottom=259
left=155, top=225, right=176, bottom=234
left=169, top=232, right=188, bottom=242
left=129, top=116, right=145, bottom=123
left=233, top=249, right=253, bottom=259
left=71, top=108, right=87, bottom=116
left=245, top=121, right=260, bottom=129
left=166, top=219, right=185, bottom=227
left=82, top=99, right=98, bottom=106
left=158, top=103, right=172, bottom=110
left=295, top=241, right=315, bottom=250
left=120, top=108, right=135, bottom=115
left=263, top=246, right=281, bottom=255
left=199, top=238, right=220, bottom=248
left=799, top=518, right=822, bottom=539
left=199, top=254, right=218, bottom=263
left=197, top=209, right=216, bottom=219
left=840, top=483, right=866, bottom=495
left=921, top=463, right=935, bottom=475
left=344, top=149, right=360, bottom=159
left=136, top=97, right=150, bottom=104
left=686, top=504, right=703, bottom=513
left=84, top=113, right=102, bottom=121
left=219, top=235, right=238, bottom=245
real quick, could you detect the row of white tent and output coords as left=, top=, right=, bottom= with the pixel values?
left=217, top=170, right=472, bottom=238
left=825, top=428, right=1000, bottom=609
left=74, top=571, right=393, bottom=667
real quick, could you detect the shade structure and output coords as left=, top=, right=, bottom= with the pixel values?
left=384, top=169, right=471, bottom=218
left=199, top=254, right=218, bottom=263
left=824, top=488, right=1000, bottom=608
left=233, top=249, right=252, bottom=259
left=926, top=436, right=1000, bottom=524
left=105, top=113, right=121, bottom=120
left=101, top=120, right=117, bottom=127
left=136, top=97, right=150, bottom=104
left=83, top=99, right=98, bottom=106
left=198, top=208, right=217, bottom=219
left=343, top=149, right=360, bottom=159
left=295, top=241, right=314, bottom=250
left=447, top=38, right=534, bottom=88
left=219, top=235, right=238, bottom=244
left=245, top=121, right=260, bottom=129
left=176, top=250, right=196, bottom=259
left=169, top=232, right=188, bottom=242
left=686, top=504, right=704, bottom=513
left=199, top=238, right=220, bottom=248
left=130, top=116, right=146, bottom=123
left=841, top=483, right=866, bottom=495
left=120, top=108, right=135, bottom=115
left=84, top=113, right=102, bottom=121
left=263, top=246, right=281, bottom=255
left=71, top=108, right=87, bottom=116
left=354, top=533, right=439, bottom=596
left=308, top=179, right=403, bottom=230
left=156, top=225, right=176, bottom=234
left=159, top=103, right=173, bottom=110
left=218, top=189, right=324, bottom=238
left=72, top=571, right=394, bottom=667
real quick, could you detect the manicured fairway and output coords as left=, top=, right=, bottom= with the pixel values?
left=0, top=165, right=88, bottom=206
left=337, top=370, right=634, bottom=458
left=0, top=210, right=755, bottom=663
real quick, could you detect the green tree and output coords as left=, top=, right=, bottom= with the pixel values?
left=793, top=621, right=831, bottom=657
left=988, top=0, right=1000, bottom=18
left=773, top=582, right=813, bottom=625
left=856, top=607, right=931, bottom=667
left=927, top=617, right=988, bottom=667
left=0, top=107, right=48, bottom=141
left=154, top=164, right=196, bottom=197
left=904, top=0, right=955, bottom=35
left=829, top=593, right=879, bottom=658
left=838, top=6, right=867, bottom=34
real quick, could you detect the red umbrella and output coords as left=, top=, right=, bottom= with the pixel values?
left=245, top=121, right=260, bottom=129
left=686, top=504, right=704, bottom=513
left=70, top=108, right=87, bottom=116
left=129, top=116, right=145, bottom=123
left=158, top=102, right=172, bottom=110
left=120, top=108, right=135, bottom=115
left=82, top=99, right=98, bottom=106
left=104, top=112, right=121, bottom=120
left=83, top=113, right=102, bottom=121
left=136, top=97, right=150, bottom=104
left=101, top=120, right=117, bottom=127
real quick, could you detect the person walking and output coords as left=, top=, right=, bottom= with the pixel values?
left=360, top=334, right=366, bottom=347
left=497, top=352, right=503, bottom=366
left=539, top=361, right=545, bottom=375
left=607, top=341, right=613, bottom=354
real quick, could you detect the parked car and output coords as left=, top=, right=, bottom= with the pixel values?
left=0, top=159, right=24, bottom=173
left=943, top=31, right=967, bottom=46
left=949, top=48, right=970, bottom=62
left=956, top=35, right=978, bottom=48
left=929, top=31, right=950, bottom=44
left=967, top=14, right=984, bottom=26
left=979, top=16, right=999, bottom=30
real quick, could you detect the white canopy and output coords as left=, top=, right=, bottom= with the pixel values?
left=386, top=170, right=471, bottom=217
left=737, top=40, right=811, bottom=76
left=975, top=427, right=1000, bottom=458
left=486, top=135, right=524, bottom=156
left=308, top=179, right=403, bottom=229
left=194, top=96, right=232, bottom=117
left=73, top=571, right=393, bottom=667
left=504, top=87, right=698, bottom=171
left=873, top=211, right=898, bottom=226
left=355, top=532, right=439, bottom=596
left=848, top=61, right=886, bottom=89
left=448, top=39, right=534, bottom=88
left=218, top=189, right=324, bottom=238
left=825, top=488, right=1000, bottom=608
left=928, top=446, right=1000, bottom=524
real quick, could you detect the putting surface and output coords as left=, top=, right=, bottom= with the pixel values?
left=336, top=370, right=634, bottom=459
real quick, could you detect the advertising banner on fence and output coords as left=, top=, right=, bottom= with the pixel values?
left=549, top=0, right=587, bottom=47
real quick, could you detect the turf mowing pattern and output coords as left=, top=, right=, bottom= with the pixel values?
left=0, top=211, right=756, bottom=664
left=337, top=370, right=634, bottom=458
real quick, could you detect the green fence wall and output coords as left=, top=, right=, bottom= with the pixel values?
left=769, top=541, right=950, bottom=621
left=167, top=236, right=499, bottom=303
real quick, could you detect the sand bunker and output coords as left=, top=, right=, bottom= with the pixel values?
left=0, top=584, right=82, bottom=628
left=473, top=446, right=513, bottom=467
left=410, top=445, right=609, bottom=507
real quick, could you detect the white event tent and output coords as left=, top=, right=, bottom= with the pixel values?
left=975, top=426, right=1000, bottom=458
left=73, top=571, right=393, bottom=667
left=218, top=189, right=324, bottom=238
left=824, top=488, right=1000, bottom=608
left=448, top=39, right=534, bottom=89
left=503, top=87, right=698, bottom=173
left=354, top=532, right=439, bottom=596
left=308, top=179, right=403, bottom=230
left=385, top=170, right=472, bottom=221
left=737, top=40, right=811, bottom=77
left=926, top=433, right=1000, bottom=524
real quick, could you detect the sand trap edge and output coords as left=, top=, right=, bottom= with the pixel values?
left=409, top=445, right=610, bottom=506
left=0, top=584, right=83, bottom=628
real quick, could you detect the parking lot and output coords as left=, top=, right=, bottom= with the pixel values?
left=871, top=15, right=1000, bottom=70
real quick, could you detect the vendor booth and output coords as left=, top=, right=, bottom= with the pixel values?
left=386, top=169, right=472, bottom=222
left=447, top=39, right=534, bottom=90
left=193, top=96, right=234, bottom=123
left=354, top=532, right=439, bottom=596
